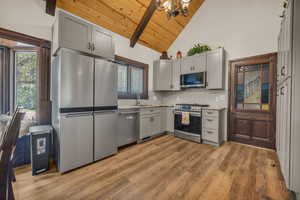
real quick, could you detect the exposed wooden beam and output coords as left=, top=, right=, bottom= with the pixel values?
left=130, top=0, right=157, bottom=48
left=46, top=0, right=57, bottom=16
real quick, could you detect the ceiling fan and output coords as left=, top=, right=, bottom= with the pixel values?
left=130, top=0, right=192, bottom=48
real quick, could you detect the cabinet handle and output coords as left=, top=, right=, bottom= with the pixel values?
left=280, top=86, right=285, bottom=95
left=281, top=66, right=286, bottom=76
left=206, top=111, right=213, bottom=114
left=92, top=43, right=95, bottom=51
left=88, top=42, right=91, bottom=50
left=207, top=119, right=213, bottom=122
left=207, top=131, right=214, bottom=134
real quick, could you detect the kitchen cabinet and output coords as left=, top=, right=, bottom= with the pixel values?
left=139, top=108, right=162, bottom=140
left=181, top=53, right=206, bottom=75
left=276, top=0, right=300, bottom=196
left=206, top=48, right=225, bottom=90
left=202, top=109, right=224, bottom=146
left=52, top=11, right=114, bottom=60
left=153, top=59, right=181, bottom=91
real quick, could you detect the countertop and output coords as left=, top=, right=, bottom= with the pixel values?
left=118, top=105, right=226, bottom=111
left=118, top=105, right=173, bottom=110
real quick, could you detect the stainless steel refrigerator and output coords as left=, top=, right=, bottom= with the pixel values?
left=51, top=48, right=117, bottom=173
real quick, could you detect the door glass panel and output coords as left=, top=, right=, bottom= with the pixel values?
left=235, top=63, right=270, bottom=111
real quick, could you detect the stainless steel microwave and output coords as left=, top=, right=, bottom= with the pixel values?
left=180, top=72, right=206, bottom=88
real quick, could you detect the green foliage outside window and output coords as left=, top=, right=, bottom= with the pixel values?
left=15, top=51, right=37, bottom=110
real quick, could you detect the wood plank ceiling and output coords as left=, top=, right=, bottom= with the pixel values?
left=56, top=0, right=205, bottom=53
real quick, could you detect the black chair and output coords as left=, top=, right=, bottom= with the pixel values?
left=0, top=108, right=23, bottom=200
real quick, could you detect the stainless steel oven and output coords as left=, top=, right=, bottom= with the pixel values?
left=180, top=72, right=206, bottom=88
left=174, top=110, right=202, bottom=143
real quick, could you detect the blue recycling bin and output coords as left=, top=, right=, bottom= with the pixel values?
left=29, top=125, right=53, bottom=175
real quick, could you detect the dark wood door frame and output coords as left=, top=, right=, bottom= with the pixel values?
left=0, top=27, right=52, bottom=125
left=227, top=53, right=277, bottom=149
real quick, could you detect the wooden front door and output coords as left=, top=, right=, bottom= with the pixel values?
left=228, top=53, right=277, bottom=149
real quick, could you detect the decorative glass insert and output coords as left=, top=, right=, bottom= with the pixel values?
left=235, top=63, right=270, bottom=111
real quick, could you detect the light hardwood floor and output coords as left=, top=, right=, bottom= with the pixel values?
left=13, top=135, right=291, bottom=200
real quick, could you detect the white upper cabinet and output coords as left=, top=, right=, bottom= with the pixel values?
left=92, top=26, right=114, bottom=60
left=53, top=12, right=92, bottom=55
left=193, top=53, right=206, bottom=72
left=181, top=53, right=206, bottom=74
left=153, top=60, right=172, bottom=91
left=153, top=59, right=181, bottom=91
left=52, top=11, right=114, bottom=59
left=206, top=48, right=225, bottom=90
left=172, top=59, right=181, bottom=90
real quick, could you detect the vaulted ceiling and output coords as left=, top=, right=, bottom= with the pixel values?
left=56, top=0, right=205, bottom=52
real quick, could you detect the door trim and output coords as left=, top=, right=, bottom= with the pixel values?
left=227, top=53, right=277, bottom=149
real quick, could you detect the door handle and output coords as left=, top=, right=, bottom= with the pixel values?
left=66, top=112, right=92, bottom=118
left=92, top=43, right=95, bottom=51
left=94, top=110, right=117, bottom=115
left=88, top=42, right=92, bottom=50
left=280, top=87, right=285, bottom=95
left=281, top=66, right=286, bottom=76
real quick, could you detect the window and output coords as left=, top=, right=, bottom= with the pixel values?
left=235, top=63, right=270, bottom=111
left=116, top=56, right=148, bottom=99
left=14, top=51, right=38, bottom=120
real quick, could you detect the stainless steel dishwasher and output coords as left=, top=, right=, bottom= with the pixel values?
left=117, top=109, right=139, bottom=147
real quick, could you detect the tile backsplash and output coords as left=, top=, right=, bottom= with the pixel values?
left=160, top=88, right=228, bottom=107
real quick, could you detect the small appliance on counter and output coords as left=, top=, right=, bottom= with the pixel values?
left=174, top=104, right=209, bottom=143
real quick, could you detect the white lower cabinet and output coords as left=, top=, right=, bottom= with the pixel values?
left=139, top=108, right=162, bottom=140
left=202, top=109, right=224, bottom=146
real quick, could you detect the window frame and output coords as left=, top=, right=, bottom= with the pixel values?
left=115, top=55, right=148, bottom=100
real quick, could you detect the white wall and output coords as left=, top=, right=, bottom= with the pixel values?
left=0, top=0, right=54, bottom=40
left=0, top=0, right=162, bottom=106
left=160, top=0, right=282, bottom=139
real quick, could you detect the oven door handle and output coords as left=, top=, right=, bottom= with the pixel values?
left=174, top=111, right=201, bottom=117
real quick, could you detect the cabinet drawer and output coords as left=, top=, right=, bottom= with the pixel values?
left=203, top=117, right=219, bottom=130
left=202, top=128, right=218, bottom=143
left=140, top=108, right=161, bottom=116
left=203, top=110, right=219, bottom=118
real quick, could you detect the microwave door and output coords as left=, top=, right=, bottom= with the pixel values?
left=181, top=72, right=205, bottom=88
left=94, top=59, right=118, bottom=108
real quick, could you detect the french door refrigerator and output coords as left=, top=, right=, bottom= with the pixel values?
left=52, top=49, right=117, bottom=173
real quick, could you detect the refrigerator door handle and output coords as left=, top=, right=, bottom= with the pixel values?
left=65, top=112, right=93, bottom=118
left=94, top=110, right=118, bottom=115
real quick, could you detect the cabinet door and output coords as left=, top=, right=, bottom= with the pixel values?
left=207, top=48, right=224, bottom=89
left=151, top=115, right=161, bottom=135
left=172, top=59, right=181, bottom=90
left=193, top=53, right=206, bottom=72
left=60, top=113, right=93, bottom=173
left=59, top=12, right=92, bottom=54
left=140, top=117, right=151, bottom=139
left=92, top=27, right=114, bottom=60
left=280, top=80, right=291, bottom=187
left=156, top=60, right=172, bottom=91
left=181, top=57, right=194, bottom=75
left=94, top=111, right=118, bottom=161
left=160, top=108, right=167, bottom=133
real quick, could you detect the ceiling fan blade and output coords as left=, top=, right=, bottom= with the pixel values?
left=130, top=0, right=158, bottom=48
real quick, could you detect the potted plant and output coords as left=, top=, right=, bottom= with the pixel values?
left=187, top=44, right=211, bottom=56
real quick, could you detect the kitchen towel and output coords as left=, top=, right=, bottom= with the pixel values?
left=181, top=112, right=190, bottom=125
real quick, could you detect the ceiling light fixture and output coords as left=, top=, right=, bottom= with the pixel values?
left=156, top=0, right=192, bottom=19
